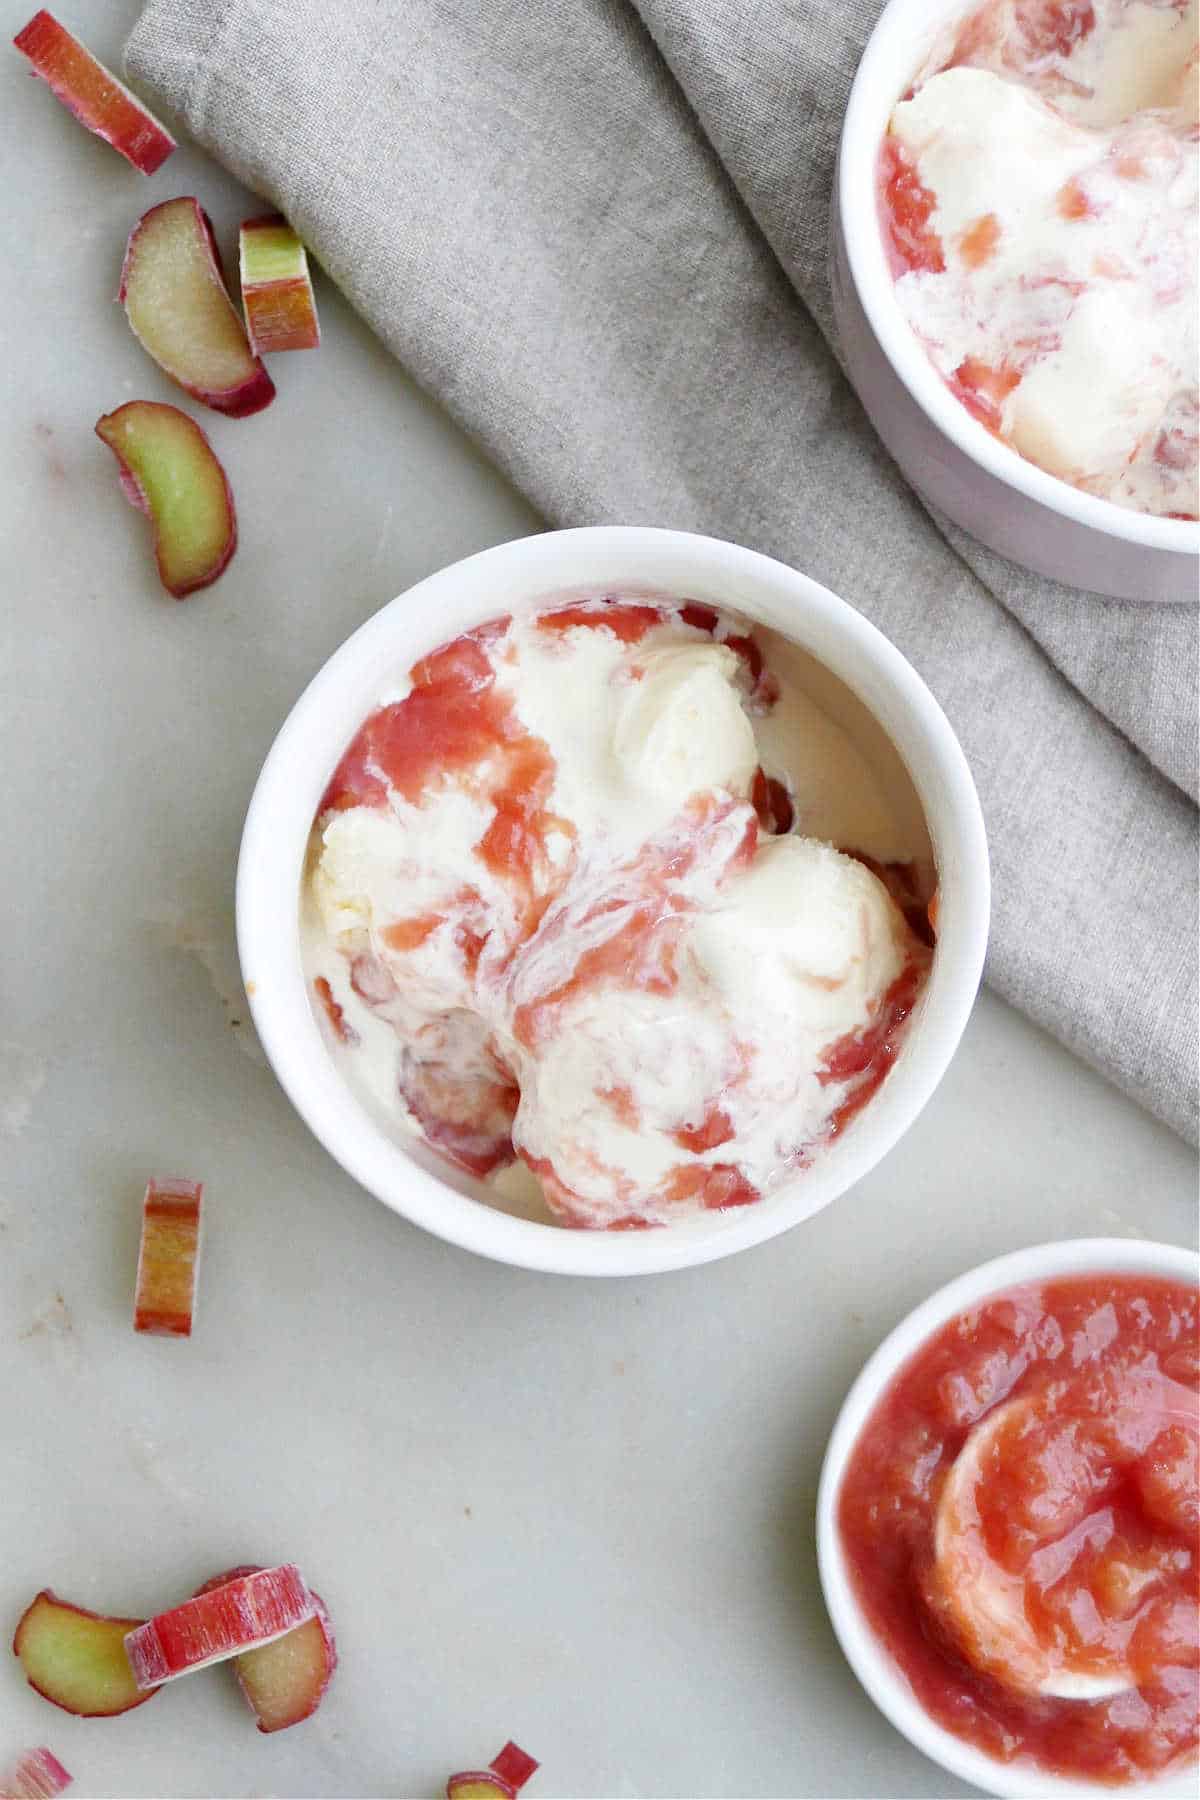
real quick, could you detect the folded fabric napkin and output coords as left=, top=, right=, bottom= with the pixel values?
left=125, top=0, right=1199, bottom=1140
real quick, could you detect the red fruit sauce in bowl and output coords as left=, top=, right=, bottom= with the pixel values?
left=818, top=1239, right=1199, bottom=1796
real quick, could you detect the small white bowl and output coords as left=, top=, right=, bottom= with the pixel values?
left=832, top=0, right=1200, bottom=602
left=237, top=525, right=989, bottom=1276
left=817, top=1236, right=1200, bottom=1798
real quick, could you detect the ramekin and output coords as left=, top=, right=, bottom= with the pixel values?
left=236, top=525, right=989, bottom=1276
left=832, top=0, right=1199, bottom=603
left=817, top=1236, right=1200, bottom=1798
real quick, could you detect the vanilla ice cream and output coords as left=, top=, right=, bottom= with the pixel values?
left=303, top=597, right=933, bottom=1229
left=882, top=0, right=1199, bottom=517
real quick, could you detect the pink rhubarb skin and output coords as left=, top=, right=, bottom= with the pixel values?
left=13, top=10, right=175, bottom=174
left=124, top=1565, right=316, bottom=1689
left=0, top=1748, right=72, bottom=1800
left=95, top=402, right=237, bottom=599
left=193, top=1567, right=336, bottom=1732
left=120, top=198, right=275, bottom=418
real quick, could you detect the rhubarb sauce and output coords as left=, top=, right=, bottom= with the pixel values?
left=838, top=1273, right=1200, bottom=1784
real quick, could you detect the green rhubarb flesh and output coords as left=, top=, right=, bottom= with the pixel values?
left=240, top=218, right=307, bottom=285
left=96, top=402, right=235, bottom=596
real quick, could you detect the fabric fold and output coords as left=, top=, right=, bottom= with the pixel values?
left=125, top=0, right=1199, bottom=1139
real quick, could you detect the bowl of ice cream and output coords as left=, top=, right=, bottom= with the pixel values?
left=817, top=1237, right=1200, bottom=1797
left=237, top=525, right=988, bottom=1275
left=832, top=0, right=1200, bottom=602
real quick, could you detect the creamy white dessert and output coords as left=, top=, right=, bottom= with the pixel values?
left=881, top=0, right=1199, bottom=518
left=303, top=597, right=933, bottom=1229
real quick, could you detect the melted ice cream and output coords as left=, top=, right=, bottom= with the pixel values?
left=882, top=0, right=1199, bottom=517
left=303, top=598, right=933, bottom=1229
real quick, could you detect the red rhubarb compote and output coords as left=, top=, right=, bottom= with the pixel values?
left=879, top=0, right=1199, bottom=517
left=303, top=596, right=934, bottom=1228
left=839, top=1273, right=1200, bottom=1784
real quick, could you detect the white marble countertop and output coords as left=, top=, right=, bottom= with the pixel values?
left=2, top=5, right=1196, bottom=1796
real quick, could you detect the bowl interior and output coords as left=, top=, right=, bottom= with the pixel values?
left=817, top=1237, right=1200, bottom=1799
left=237, top=527, right=989, bottom=1274
left=838, top=0, right=1200, bottom=554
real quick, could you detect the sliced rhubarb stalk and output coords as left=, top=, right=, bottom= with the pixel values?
left=120, top=199, right=275, bottom=417
left=0, top=1749, right=72, bottom=1800
left=194, top=1566, right=336, bottom=1732
left=132, top=1177, right=203, bottom=1336
left=96, top=403, right=237, bottom=599
left=229, top=1593, right=335, bottom=1733
left=12, top=1591, right=158, bottom=1717
left=239, top=216, right=321, bottom=355
left=447, top=1777, right=515, bottom=1800
left=124, top=1565, right=315, bottom=1689
left=488, top=1745, right=539, bottom=1792
left=13, top=11, right=175, bottom=174
left=447, top=1743, right=539, bottom=1800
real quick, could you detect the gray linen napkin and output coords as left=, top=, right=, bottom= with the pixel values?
left=125, top=0, right=1200, bottom=1140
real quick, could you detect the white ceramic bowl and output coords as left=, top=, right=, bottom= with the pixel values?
left=237, top=525, right=989, bottom=1276
left=817, top=1236, right=1200, bottom=1798
left=832, top=0, right=1200, bottom=603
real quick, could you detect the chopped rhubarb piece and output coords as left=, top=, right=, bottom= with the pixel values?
left=13, top=11, right=175, bottom=174
left=958, top=211, right=1000, bottom=269
left=95, top=402, right=237, bottom=598
left=132, top=1177, right=202, bottom=1336
left=12, top=1592, right=158, bottom=1717
left=233, top=1596, right=336, bottom=1732
left=488, top=1744, right=539, bottom=1792
left=239, top=215, right=321, bottom=354
left=447, top=1743, right=539, bottom=1800
left=679, top=600, right=719, bottom=634
left=193, top=1567, right=336, bottom=1732
left=751, top=768, right=794, bottom=835
left=313, top=975, right=358, bottom=1045
left=120, top=199, right=275, bottom=417
left=949, top=358, right=1021, bottom=437
left=0, top=1749, right=72, bottom=1800
left=537, top=601, right=662, bottom=642
left=123, top=1565, right=315, bottom=1689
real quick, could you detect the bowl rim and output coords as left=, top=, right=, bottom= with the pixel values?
left=816, top=1235, right=1200, bottom=1798
left=837, top=0, right=1200, bottom=560
left=236, top=524, right=989, bottom=1277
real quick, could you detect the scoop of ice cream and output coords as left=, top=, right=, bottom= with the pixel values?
left=891, top=67, right=1087, bottom=222
left=1007, top=288, right=1173, bottom=489
left=501, top=836, right=911, bottom=1226
left=508, top=984, right=741, bottom=1217
left=508, top=620, right=758, bottom=855
left=948, top=0, right=1200, bottom=128
left=312, top=788, right=508, bottom=1022
left=689, top=837, right=907, bottom=1041
left=613, top=643, right=757, bottom=807
left=313, top=792, right=495, bottom=945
